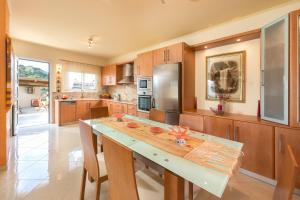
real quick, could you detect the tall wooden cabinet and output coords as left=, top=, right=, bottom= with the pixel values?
left=261, top=15, right=289, bottom=125
left=234, top=121, right=275, bottom=179
left=290, top=9, right=300, bottom=128
left=275, top=127, right=300, bottom=188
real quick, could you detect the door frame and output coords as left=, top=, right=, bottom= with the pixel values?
left=13, top=57, right=51, bottom=134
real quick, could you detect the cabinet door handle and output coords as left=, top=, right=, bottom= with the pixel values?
left=261, top=69, right=264, bottom=86
left=226, top=125, right=230, bottom=139
left=279, top=134, right=284, bottom=153
left=234, top=127, right=239, bottom=141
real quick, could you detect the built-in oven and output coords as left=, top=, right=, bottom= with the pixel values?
left=137, top=77, right=152, bottom=95
left=137, top=95, right=152, bottom=112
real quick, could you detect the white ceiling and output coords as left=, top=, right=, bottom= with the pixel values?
left=8, top=0, right=292, bottom=58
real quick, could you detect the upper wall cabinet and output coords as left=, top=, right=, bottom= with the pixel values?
left=290, top=9, right=300, bottom=128
left=261, top=15, right=289, bottom=125
left=135, top=51, right=153, bottom=77
left=153, top=43, right=183, bottom=66
left=101, top=64, right=122, bottom=86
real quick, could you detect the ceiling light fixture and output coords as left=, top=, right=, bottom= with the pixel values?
left=88, top=37, right=94, bottom=48
left=236, top=38, right=241, bottom=42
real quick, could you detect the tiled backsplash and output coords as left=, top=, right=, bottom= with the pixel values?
left=107, top=84, right=137, bottom=101
left=52, top=91, right=100, bottom=99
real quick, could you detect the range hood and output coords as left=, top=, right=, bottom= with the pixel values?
left=118, top=63, right=134, bottom=84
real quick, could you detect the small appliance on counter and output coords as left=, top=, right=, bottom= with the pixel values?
left=99, top=92, right=111, bottom=99
left=137, top=77, right=152, bottom=112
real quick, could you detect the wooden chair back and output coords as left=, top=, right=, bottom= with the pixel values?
left=79, top=120, right=99, bottom=181
left=149, top=109, right=166, bottom=123
left=102, top=135, right=139, bottom=200
left=273, top=145, right=299, bottom=200
left=179, top=114, right=204, bottom=132
left=90, top=106, right=109, bottom=119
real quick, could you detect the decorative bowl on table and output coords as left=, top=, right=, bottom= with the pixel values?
left=127, top=122, right=138, bottom=128
left=169, top=126, right=189, bottom=145
left=113, top=113, right=125, bottom=122
left=150, top=127, right=163, bottom=134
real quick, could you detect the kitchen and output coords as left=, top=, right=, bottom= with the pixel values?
left=1, top=0, right=300, bottom=200
left=54, top=43, right=194, bottom=126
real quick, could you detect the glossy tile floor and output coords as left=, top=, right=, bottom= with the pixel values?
left=0, top=124, right=299, bottom=200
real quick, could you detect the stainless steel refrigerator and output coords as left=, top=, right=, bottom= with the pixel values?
left=152, top=63, right=182, bottom=125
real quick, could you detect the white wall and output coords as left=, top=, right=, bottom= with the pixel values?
left=19, top=86, right=47, bottom=108
left=196, top=39, right=260, bottom=115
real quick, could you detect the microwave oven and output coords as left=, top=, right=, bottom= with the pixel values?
left=137, top=77, right=152, bottom=95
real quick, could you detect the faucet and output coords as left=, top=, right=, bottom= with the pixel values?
left=81, top=89, right=84, bottom=99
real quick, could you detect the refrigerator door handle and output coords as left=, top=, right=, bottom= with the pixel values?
left=152, top=98, right=155, bottom=108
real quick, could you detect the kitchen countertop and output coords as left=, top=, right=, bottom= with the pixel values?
left=56, top=98, right=137, bottom=105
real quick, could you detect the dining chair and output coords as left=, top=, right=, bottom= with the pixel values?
left=79, top=120, right=108, bottom=200
left=102, top=135, right=164, bottom=200
left=273, top=145, right=299, bottom=200
left=89, top=106, right=109, bottom=152
left=179, top=114, right=204, bottom=200
left=90, top=106, right=109, bottom=119
left=149, top=108, right=166, bottom=123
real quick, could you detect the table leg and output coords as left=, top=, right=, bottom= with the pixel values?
left=164, top=170, right=184, bottom=200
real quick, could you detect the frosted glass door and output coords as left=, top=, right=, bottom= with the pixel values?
left=261, top=15, right=289, bottom=125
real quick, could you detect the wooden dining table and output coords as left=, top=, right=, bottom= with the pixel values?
left=84, top=115, right=243, bottom=200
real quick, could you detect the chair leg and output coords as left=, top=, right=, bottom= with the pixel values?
left=80, top=167, right=87, bottom=200
left=95, top=180, right=101, bottom=200
left=189, top=182, right=193, bottom=200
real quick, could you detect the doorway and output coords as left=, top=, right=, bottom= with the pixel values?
left=14, top=58, right=50, bottom=134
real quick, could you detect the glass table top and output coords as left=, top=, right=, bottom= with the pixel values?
left=85, top=115, right=243, bottom=198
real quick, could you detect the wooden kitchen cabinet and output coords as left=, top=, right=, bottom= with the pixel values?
left=137, top=111, right=149, bottom=119
left=76, top=100, right=91, bottom=120
left=153, top=47, right=166, bottom=66
left=127, top=104, right=137, bottom=116
left=56, top=101, right=76, bottom=125
left=101, top=64, right=122, bottom=86
left=234, top=121, right=275, bottom=179
left=204, top=116, right=233, bottom=139
left=275, top=127, right=300, bottom=188
left=90, top=100, right=102, bottom=108
left=135, top=51, right=153, bottom=77
left=153, top=43, right=183, bottom=66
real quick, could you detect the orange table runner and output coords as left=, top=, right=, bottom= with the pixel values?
left=98, top=117, right=242, bottom=175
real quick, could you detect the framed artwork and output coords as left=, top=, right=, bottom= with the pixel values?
left=206, top=51, right=246, bottom=102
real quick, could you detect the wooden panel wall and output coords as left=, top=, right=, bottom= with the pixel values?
left=0, top=0, right=8, bottom=168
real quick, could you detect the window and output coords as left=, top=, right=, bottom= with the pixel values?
left=67, top=72, right=97, bottom=91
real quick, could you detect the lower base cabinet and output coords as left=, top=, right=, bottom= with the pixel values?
left=137, top=111, right=149, bottom=119
left=204, top=116, right=233, bottom=139
left=275, top=127, right=300, bottom=188
left=234, top=121, right=275, bottom=179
